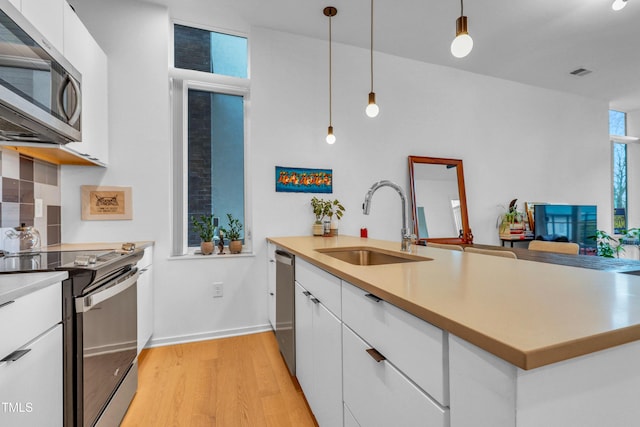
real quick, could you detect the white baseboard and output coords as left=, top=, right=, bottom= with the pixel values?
left=145, top=324, right=273, bottom=349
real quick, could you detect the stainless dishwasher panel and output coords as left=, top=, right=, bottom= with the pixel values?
left=275, top=249, right=295, bottom=376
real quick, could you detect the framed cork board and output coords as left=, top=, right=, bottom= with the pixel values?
left=81, top=186, right=133, bottom=220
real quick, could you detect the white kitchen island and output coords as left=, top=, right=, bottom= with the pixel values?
left=268, top=235, right=640, bottom=427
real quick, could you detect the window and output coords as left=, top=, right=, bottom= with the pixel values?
left=171, top=23, right=250, bottom=255
left=610, top=110, right=627, bottom=234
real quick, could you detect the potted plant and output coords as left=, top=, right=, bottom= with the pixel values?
left=498, top=199, right=524, bottom=238
left=327, top=199, right=345, bottom=236
left=591, top=229, right=623, bottom=258
left=191, top=214, right=216, bottom=255
left=310, top=196, right=330, bottom=236
left=220, top=213, right=243, bottom=254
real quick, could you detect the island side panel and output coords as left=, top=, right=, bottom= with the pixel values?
left=449, top=335, right=517, bottom=427
left=516, top=339, right=640, bottom=427
left=450, top=335, right=640, bottom=427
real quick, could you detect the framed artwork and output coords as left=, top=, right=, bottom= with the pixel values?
left=275, top=166, right=332, bottom=193
left=81, top=186, right=133, bottom=220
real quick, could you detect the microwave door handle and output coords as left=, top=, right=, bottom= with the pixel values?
left=75, top=271, right=139, bottom=313
left=66, top=76, right=82, bottom=126
left=58, top=75, right=82, bottom=126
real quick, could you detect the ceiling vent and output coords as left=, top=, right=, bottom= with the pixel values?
left=569, top=68, right=592, bottom=77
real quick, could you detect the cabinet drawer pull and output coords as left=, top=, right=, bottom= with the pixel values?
left=303, top=291, right=311, bottom=297
left=365, top=293, right=382, bottom=303
left=310, top=297, right=320, bottom=305
left=269, top=292, right=275, bottom=296
left=1, top=349, right=31, bottom=363
left=366, top=348, right=386, bottom=363
left=0, top=300, right=15, bottom=309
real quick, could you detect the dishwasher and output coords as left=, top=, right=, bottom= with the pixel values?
left=275, top=249, right=295, bottom=376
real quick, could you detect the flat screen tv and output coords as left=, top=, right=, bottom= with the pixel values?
left=533, top=204, right=597, bottom=254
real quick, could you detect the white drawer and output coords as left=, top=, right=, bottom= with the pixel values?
left=343, top=324, right=449, bottom=427
left=342, top=280, right=449, bottom=405
left=0, top=324, right=63, bottom=427
left=137, top=246, right=153, bottom=269
left=295, top=258, right=341, bottom=317
left=0, top=283, right=61, bottom=360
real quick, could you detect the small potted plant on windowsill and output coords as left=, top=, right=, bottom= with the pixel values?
left=220, top=213, right=243, bottom=254
left=191, top=214, right=216, bottom=255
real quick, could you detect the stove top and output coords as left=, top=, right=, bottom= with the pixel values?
left=0, top=249, right=144, bottom=293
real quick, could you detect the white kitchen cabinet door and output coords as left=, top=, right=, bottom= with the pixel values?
left=7, top=0, right=21, bottom=9
left=342, top=324, right=448, bottom=427
left=310, top=296, right=342, bottom=427
left=0, top=324, right=63, bottom=427
left=20, top=0, right=64, bottom=52
left=62, top=2, right=109, bottom=164
left=267, top=242, right=276, bottom=329
left=295, top=281, right=342, bottom=427
left=137, top=247, right=154, bottom=354
left=295, top=282, right=313, bottom=400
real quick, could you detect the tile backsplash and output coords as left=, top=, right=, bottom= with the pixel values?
left=0, top=148, right=61, bottom=247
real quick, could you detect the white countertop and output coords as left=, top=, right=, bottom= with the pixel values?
left=0, top=271, right=68, bottom=306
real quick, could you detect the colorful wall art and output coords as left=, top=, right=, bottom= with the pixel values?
left=275, top=166, right=332, bottom=193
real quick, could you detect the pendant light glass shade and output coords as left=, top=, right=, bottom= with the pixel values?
left=366, top=0, right=379, bottom=118
left=451, top=2, right=473, bottom=58
left=324, top=7, right=337, bottom=144
left=612, top=0, right=628, bottom=10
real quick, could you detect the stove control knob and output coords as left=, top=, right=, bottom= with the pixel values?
left=88, top=255, right=97, bottom=264
left=74, top=255, right=90, bottom=266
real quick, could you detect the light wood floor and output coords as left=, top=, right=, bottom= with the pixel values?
left=120, top=332, right=317, bottom=427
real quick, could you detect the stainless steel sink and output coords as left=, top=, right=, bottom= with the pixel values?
left=316, top=247, right=431, bottom=266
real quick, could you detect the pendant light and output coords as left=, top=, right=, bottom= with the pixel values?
left=450, top=0, right=473, bottom=58
left=365, top=0, right=379, bottom=118
left=324, top=6, right=337, bottom=144
left=612, top=0, right=628, bottom=11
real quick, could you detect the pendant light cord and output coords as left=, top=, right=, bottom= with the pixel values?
left=329, top=13, right=333, bottom=127
left=460, top=0, right=464, bottom=17
left=370, top=0, right=374, bottom=93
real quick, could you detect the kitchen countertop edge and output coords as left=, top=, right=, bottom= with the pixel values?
left=268, top=235, right=640, bottom=371
left=0, top=271, right=69, bottom=306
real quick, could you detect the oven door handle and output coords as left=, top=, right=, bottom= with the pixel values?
left=76, top=271, right=139, bottom=313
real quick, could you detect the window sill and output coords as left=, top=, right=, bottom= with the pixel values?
left=168, top=251, right=255, bottom=261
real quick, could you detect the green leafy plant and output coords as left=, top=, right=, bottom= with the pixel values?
left=503, top=199, right=524, bottom=223
left=219, top=213, right=243, bottom=241
left=191, top=214, right=216, bottom=242
left=310, top=197, right=345, bottom=223
left=591, top=229, right=623, bottom=258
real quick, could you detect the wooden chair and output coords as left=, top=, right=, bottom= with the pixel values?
left=528, top=240, right=579, bottom=255
left=427, top=242, right=464, bottom=252
left=464, top=247, right=517, bottom=259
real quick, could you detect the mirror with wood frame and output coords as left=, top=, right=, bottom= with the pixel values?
left=408, top=156, right=473, bottom=244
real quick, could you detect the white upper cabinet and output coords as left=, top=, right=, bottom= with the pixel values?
left=62, top=2, right=109, bottom=164
left=20, top=0, right=64, bottom=52
left=7, top=0, right=21, bottom=9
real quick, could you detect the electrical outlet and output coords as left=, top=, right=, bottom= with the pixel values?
left=213, top=282, right=223, bottom=298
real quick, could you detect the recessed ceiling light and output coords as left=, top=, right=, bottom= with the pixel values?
left=569, top=68, right=592, bottom=77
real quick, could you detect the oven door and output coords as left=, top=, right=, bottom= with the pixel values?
left=75, top=269, right=138, bottom=427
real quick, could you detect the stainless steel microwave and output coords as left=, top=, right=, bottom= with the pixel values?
left=0, top=0, right=81, bottom=144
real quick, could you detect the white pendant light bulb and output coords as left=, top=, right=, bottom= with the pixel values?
left=612, top=0, right=628, bottom=11
left=326, top=126, right=336, bottom=144
left=451, top=15, right=473, bottom=58
left=366, top=92, right=379, bottom=118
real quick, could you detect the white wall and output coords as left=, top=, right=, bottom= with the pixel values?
left=64, top=0, right=611, bottom=345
